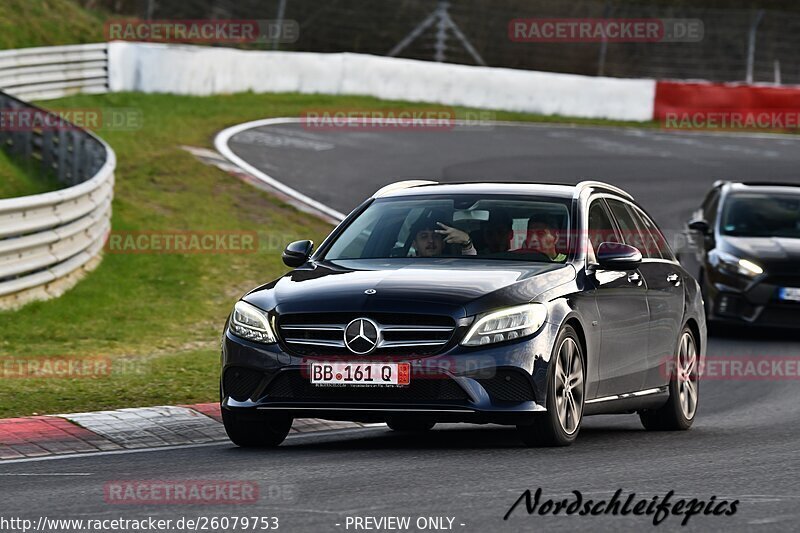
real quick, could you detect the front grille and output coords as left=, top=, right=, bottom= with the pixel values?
left=477, top=369, right=536, bottom=402
left=758, top=306, right=800, bottom=327
left=277, top=313, right=456, bottom=357
left=223, top=367, right=264, bottom=401
left=264, top=371, right=469, bottom=402
left=763, top=275, right=800, bottom=288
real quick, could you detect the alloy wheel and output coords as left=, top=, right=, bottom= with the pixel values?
left=554, top=337, right=584, bottom=435
left=677, top=331, right=699, bottom=420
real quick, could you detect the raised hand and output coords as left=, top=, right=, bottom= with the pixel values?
left=435, top=222, right=470, bottom=246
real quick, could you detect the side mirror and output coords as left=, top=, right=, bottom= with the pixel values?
left=282, top=240, right=314, bottom=267
left=596, top=242, right=642, bottom=271
left=687, top=219, right=710, bottom=235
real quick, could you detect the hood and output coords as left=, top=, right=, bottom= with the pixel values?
left=244, top=258, right=575, bottom=318
left=722, top=236, right=800, bottom=273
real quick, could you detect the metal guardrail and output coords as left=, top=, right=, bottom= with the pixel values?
left=0, top=44, right=114, bottom=309
left=0, top=43, right=110, bottom=100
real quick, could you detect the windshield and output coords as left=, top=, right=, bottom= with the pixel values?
left=720, top=193, right=800, bottom=238
left=324, top=194, right=572, bottom=262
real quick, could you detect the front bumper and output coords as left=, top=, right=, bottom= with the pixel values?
left=220, top=321, right=560, bottom=425
left=707, top=274, right=800, bottom=328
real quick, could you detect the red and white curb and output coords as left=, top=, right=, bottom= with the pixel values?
left=0, top=404, right=375, bottom=461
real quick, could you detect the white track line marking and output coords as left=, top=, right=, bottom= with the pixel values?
left=215, top=117, right=800, bottom=226
left=215, top=118, right=347, bottom=222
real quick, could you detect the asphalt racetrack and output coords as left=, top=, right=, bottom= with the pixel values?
left=4, top=122, right=800, bottom=532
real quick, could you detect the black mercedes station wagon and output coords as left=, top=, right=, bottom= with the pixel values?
left=686, top=181, right=800, bottom=328
left=221, top=181, right=706, bottom=447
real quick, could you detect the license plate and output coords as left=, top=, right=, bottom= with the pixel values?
left=310, top=362, right=410, bottom=386
left=779, top=287, right=800, bottom=302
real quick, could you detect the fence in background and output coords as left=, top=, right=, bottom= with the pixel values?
left=124, top=0, right=800, bottom=86
left=0, top=43, right=115, bottom=309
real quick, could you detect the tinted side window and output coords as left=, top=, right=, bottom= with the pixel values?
left=633, top=206, right=676, bottom=261
left=606, top=199, right=650, bottom=256
left=628, top=205, right=666, bottom=259
left=587, top=200, right=621, bottom=262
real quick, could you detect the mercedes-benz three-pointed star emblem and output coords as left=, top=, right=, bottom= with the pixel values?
left=343, top=318, right=380, bottom=354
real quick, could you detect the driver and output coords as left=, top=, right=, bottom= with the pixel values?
left=524, top=217, right=567, bottom=261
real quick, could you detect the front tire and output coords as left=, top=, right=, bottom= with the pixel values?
left=222, top=409, right=292, bottom=447
left=639, top=327, right=699, bottom=431
left=517, top=325, right=585, bottom=447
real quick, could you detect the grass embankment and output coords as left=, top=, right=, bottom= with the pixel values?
left=0, top=92, right=654, bottom=418
left=0, top=0, right=105, bottom=50
left=0, top=150, right=62, bottom=199
left=0, top=0, right=106, bottom=198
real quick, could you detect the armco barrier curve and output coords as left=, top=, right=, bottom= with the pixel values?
left=0, top=43, right=115, bottom=310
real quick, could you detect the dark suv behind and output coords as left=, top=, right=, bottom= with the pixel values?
left=686, top=181, right=800, bottom=328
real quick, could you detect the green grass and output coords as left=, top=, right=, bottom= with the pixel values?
left=0, top=0, right=105, bottom=50
left=0, top=92, right=657, bottom=418
left=0, top=150, right=62, bottom=199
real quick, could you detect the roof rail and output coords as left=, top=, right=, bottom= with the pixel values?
left=373, top=180, right=438, bottom=198
left=712, top=179, right=731, bottom=188
left=736, top=181, right=800, bottom=188
left=575, top=180, right=634, bottom=200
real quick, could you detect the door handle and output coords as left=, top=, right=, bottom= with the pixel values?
left=627, top=272, right=642, bottom=286
left=667, top=273, right=681, bottom=286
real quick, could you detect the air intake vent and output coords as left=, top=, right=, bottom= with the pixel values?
left=477, top=369, right=535, bottom=402
left=223, top=367, right=264, bottom=402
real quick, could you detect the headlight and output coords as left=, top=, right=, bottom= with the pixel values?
left=716, top=251, right=764, bottom=278
left=229, top=301, right=276, bottom=343
left=461, top=303, right=547, bottom=347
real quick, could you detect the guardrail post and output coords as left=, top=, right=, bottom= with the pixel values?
left=20, top=128, right=32, bottom=160
left=57, top=128, right=68, bottom=184
left=70, top=131, right=83, bottom=185
left=41, top=129, right=55, bottom=174
left=746, top=10, right=765, bottom=83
